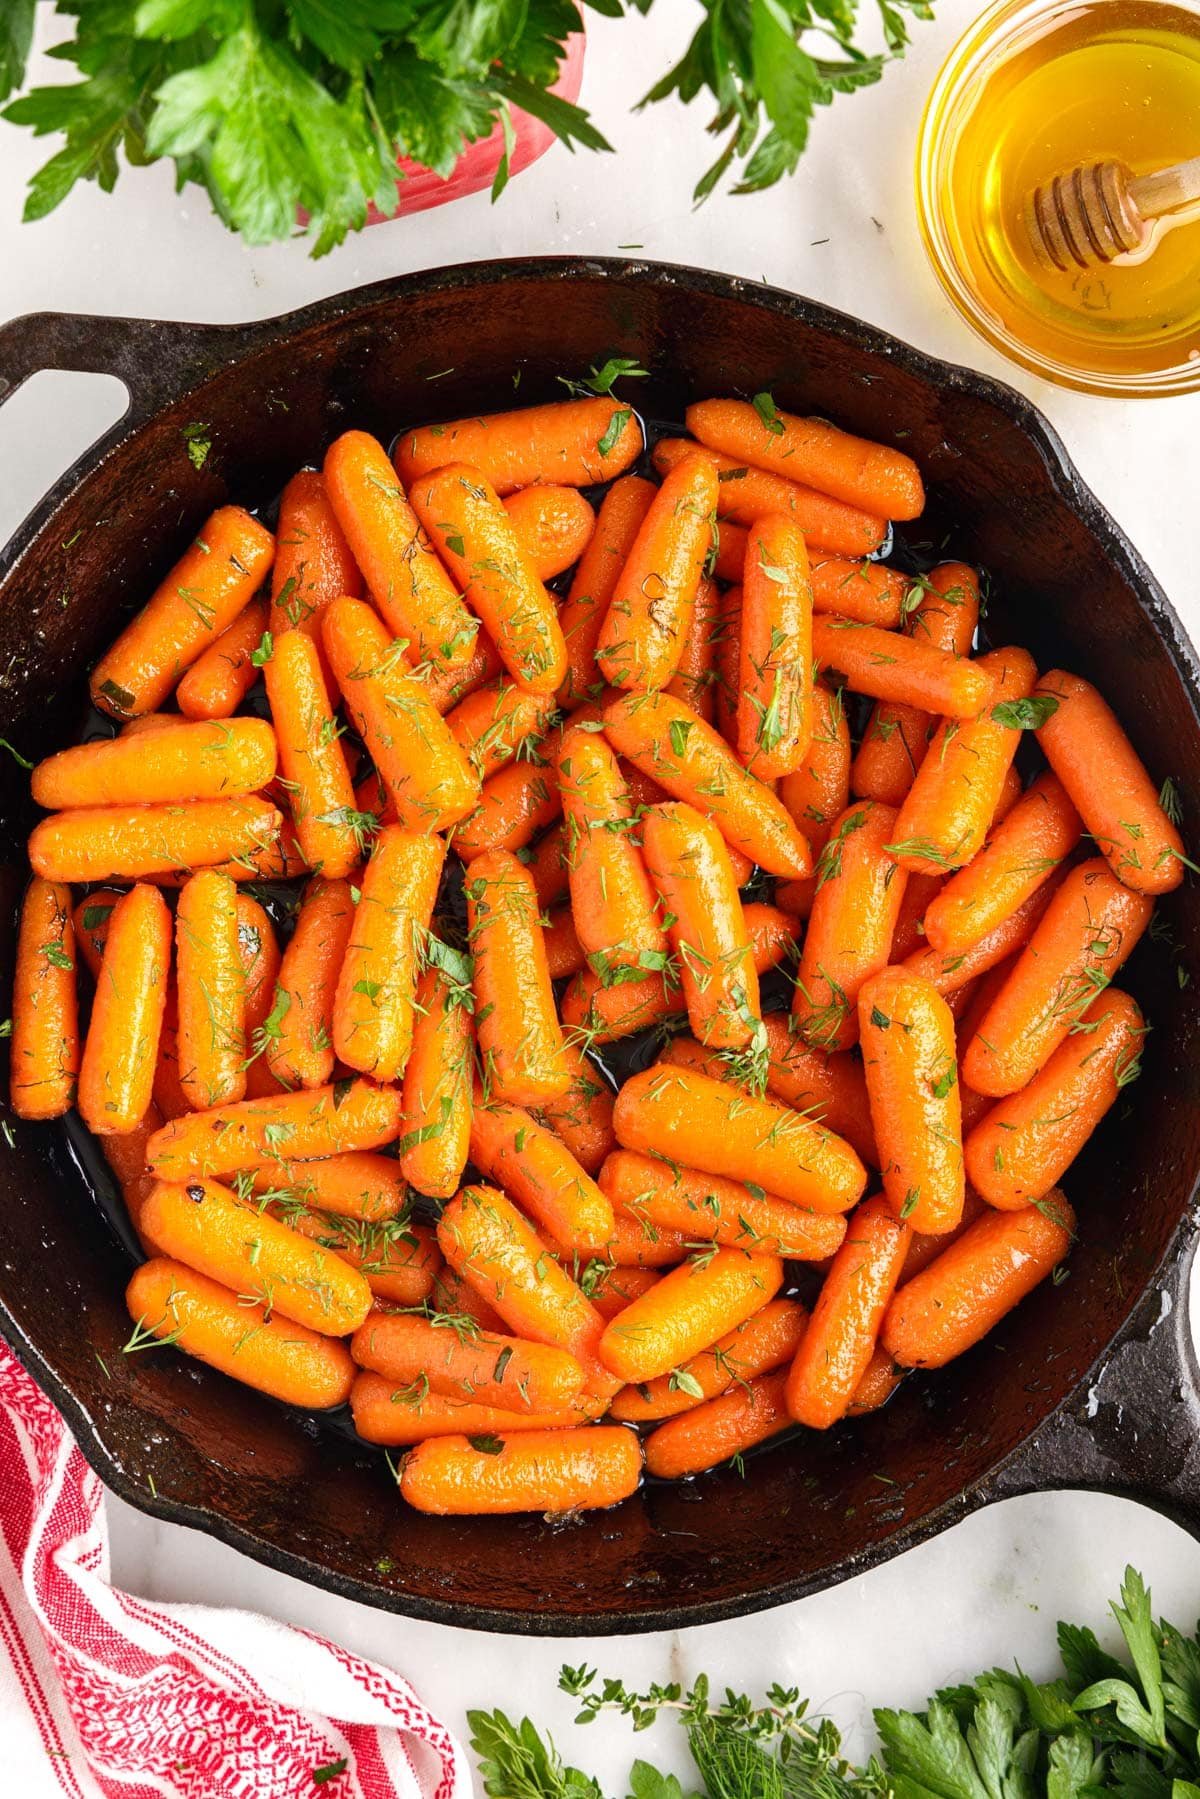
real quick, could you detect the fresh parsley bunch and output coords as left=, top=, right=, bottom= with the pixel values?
left=0, top=0, right=933, bottom=256
left=469, top=1568, right=1200, bottom=1799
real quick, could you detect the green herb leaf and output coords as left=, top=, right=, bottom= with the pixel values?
left=468, top=1434, right=505, bottom=1455
left=597, top=407, right=632, bottom=459
left=991, top=695, right=1060, bottom=731
left=752, top=390, right=784, bottom=435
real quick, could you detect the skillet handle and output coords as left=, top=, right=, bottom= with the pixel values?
left=987, top=1228, right=1200, bottom=1536
left=0, top=309, right=240, bottom=422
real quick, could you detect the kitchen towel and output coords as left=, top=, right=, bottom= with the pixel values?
left=0, top=1340, right=470, bottom=1798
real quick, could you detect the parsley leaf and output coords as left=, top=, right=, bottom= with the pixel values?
left=992, top=695, right=1060, bottom=731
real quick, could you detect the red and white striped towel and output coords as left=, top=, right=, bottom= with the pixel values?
left=0, top=1341, right=470, bottom=1798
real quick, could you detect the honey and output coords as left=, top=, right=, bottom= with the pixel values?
left=917, top=0, right=1200, bottom=395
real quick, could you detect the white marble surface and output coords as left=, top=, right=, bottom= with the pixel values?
left=3, top=3, right=1200, bottom=1793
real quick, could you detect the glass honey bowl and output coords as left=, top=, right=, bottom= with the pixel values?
left=916, top=0, right=1200, bottom=396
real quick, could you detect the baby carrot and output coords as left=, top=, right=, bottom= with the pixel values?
left=29, top=797, right=281, bottom=884
left=324, top=430, right=477, bottom=669
left=333, top=827, right=444, bottom=1082
left=453, top=730, right=564, bottom=860
left=524, top=821, right=571, bottom=908
left=542, top=905, right=586, bottom=979
left=557, top=723, right=669, bottom=974
left=785, top=1195, right=911, bottom=1428
left=445, top=679, right=560, bottom=781
left=922, top=772, right=1083, bottom=959
left=395, top=396, right=643, bottom=495
left=641, top=801, right=759, bottom=1051
left=412, top=631, right=504, bottom=715
left=10, top=878, right=78, bottom=1120
left=127, top=1258, right=355, bottom=1407
left=1035, top=668, right=1187, bottom=894
left=903, top=873, right=1063, bottom=997
left=351, top=1377, right=586, bottom=1446
left=858, top=968, right=964, bottom=1234
left=175, top=598, right=270, bottom=720
left=101, top=1100, right=162, bottom=1247
left=887, top=646, right=1038, bottom=876
left=778, top=682, right=850, bottom=865
left=814, top=618, right=993, bottom=719
left=614, top=1065, right=867, bottom=1214
left=33, top=718, right=276, bottom=811
left=351, top=1312, right=583, bottom=1412
left=530, top=1045, right=615, bottom=1174
left=599, top=1210, right=691, bottom=1268
left=882, top=1192, right=1075, bottom=1369
left=175, top=870, right=245, bottom=1110
left=603, top=690, right=813, bottom=878
left=966, top=987, right=1144, bottom=1208
left=147, top=1079, right=403, bottom=1179
left=410, top=463, right=567, bottom=694
left=399, top=957, right=474, bottom=1200
left=264, top=877, right=355, bottom=1090
left=467, top=848, right=570, bottom=1104
left=291, top=1213, right=440, bottom=1308
left=322, top=596, right=480, bottom=831
left=243, top=1151, right=408, bottom=1221
left=667, top=574, right=721, bottom=723
left=889, top=871, right=946, bottom=960
left=431, top=1262, right=507, bottom=1334
left=77, top=883, right=171, bottom=1137
left=600, top=1149, right=847, bottom=1261
left=687, top=397, right=925, bottom=520
left=712, top=580, right=742, bottom=749
left=652, top=438, right=886, bottom=559
left=851, top=562, right=980, bottom=806
left=846, top=1345, right=904, bottom=1416
left=610, top=1297, right=807, bottom=1423
left=587, top=1266, right=663, bottom=1319
left=90, top=507, right=274, bottom=719
left=269, top=468, right=362, bottom=648
left=643, top=1370, right=792, bottom=1479
left=263, top=628, right=360, bottom=878
left=469, top=1094, right=615, bottom=1254
left=400, top=1426, right=642, bottom=1515
left=598, top=1245, right=783, bottom=1384
left=596, top=449, right=718, bottom=691
left=736, top=513, right=812, bottom=778
left=559, top=475, right=658, bottom=705
left=140, top=1176, right=371, bottom=1335
left=961, top=858, right=1153, bottom=1097
left=502, top=485, right=595, bottom=580
left=792, top=801, right=909, bottom=1052
left=715, top=529, right=909, bottom=625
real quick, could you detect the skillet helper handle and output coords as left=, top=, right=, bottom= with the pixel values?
left=989, top=1229, right=1200, bottom=1536
left=0, top=309, right=238, bottom=424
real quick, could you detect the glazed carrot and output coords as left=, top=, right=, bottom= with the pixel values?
left=846, top=1345, right=904, bottom=1416
left=140, top=1177, right=371, bottom=1335
left=610, top=1298, right=807, bottom=1423
left=778, top=682, right=850, bottom=865
left=600, top=1149, right=847, bottom=1261
left=466, top=848, right=569, bottom=1104
left=263, top=628, right=360, bottom=878
left=889, top=871, right=946, bottom=960
left=687, top=397, right=924, bottom=519
left=101, top=1100, right=162, bottom=1246
left=190, top=818, right=308, bottom=887
left=324, top=430, right=477, bottom=669
left=814, top=618, right=993, bottom=720
left=903, top=873, right=1063, bottom=997
left=412, top=631, right=505, bottom=715
left=287, top=1212, right=441, bottom=1308
left=587, top=1265, right=663, bottom=1319
left=882, top=1192, right=1075, bottom=1368
left=410, top=464, right=567, bottom=694
left=351, top=1377, right=586, bottom=1446
left=857, top=968, right=964, bottom=1235
left=922, top=772, right=1082, bottom=958
left=641, top=801, right=759, bottom=1051
left=652, top=438, right=886, bottom=558
left=614, top=1065, right=866, bottom=1214
left=559, top=475, right=657, bottom=704
left=734, top=513, right=813, bottom=778
left=714, top=527, right=908, bottom=625
left=598, top=1210, right=691, bottom=1269
left=269, top=468, right=362, bottom=649
left=966, top=987, right=1144, bottom=1208
left=244, top=1151, right=407, bottom=1221
left=785, top=1195, right=910, bottom=1429
left=35, top=718, right=279, bottom=811
left=851, top=563, right=980, bottom=806
left=711, top=580, right=742, bottom=749
left=469, top=1094, right=615, bottom=1255
left=502, top=485, right=595, bottom=580
left=598, top=1245, right=783, bottom=1384
left=401, top=1425, right=641, bottom=1514
left=961, top=858, right=1153, bottom=1097
left=542, top=905, right=586, bottom=979
left=147, top=1079, right=403, bottom=1179
left=77, top=884, right=171, bottom=1137
left=399, top=958, right=474, bottom=1200
left=530, top=1045, right=615, bottom=1174
left=175, top=599, right=270, bottom=720
left=262, top=877, right=354, bottom=1090
left=10, top=878, right=78, bottom=1120
left=792, top=801, right=908, bottom=1052
left=351, top=1311, right=584, bottom=1413
left=333, top=827, right=444, bottom=1082
left=596, top=449, right=718, bottom=691
left=127, top=1259, right=355, bottom=1406
left=603, top=690, right=813, bottom=877
left=454, top=731, right=564, bottom=860
left=667, top=574, right=721, bottom=723
left=887, top=646, right=1037, bottom=876
left=437, top=1186, right=610, bottom=1380
left=395, top=397, right=643, bottom=495
left=557, top=724, right=669, bottom=973
left=29, top=797, right=281, bottom=884
left=523, top=821, right=571, bottom=908
left=1034, top=668, right=1186, bottom=894
left=445, top=680, right=560, bottom=781
left=644, top=1369, right=792, bottom=1478
left=430, top=1262, right=507, bottom=1334
left=174, top=870, right=245, bottom=1110
left=90, top=507, right=274, bottom=719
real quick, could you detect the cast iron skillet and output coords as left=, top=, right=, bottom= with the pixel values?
left=1, top=259, right=1199, bottom=1636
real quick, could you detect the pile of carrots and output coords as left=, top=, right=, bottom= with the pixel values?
left=8, top=383, right=1183, bottom=1518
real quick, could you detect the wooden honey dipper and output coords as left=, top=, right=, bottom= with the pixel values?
left=1025, top=154, right=1200, bottom=270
